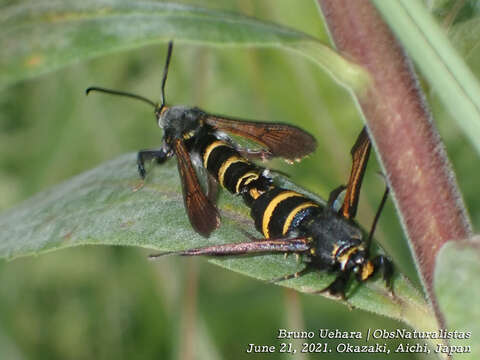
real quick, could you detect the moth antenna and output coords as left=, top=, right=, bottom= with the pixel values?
left=160, top=41, right=174, bottom=108
left=85, top=86, right=157, bottom=108
left=366, top=185, right=389, bottom=254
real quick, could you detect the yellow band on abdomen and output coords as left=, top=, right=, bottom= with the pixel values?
left=282, top=201, right=318, bottom=235
left=203, top=140, right=227, bottom=168
left=262, top=191, right=304, bottom=238
left=218, top=156, right=248, bottom=187
left=235, top=171, right=259, bottom=193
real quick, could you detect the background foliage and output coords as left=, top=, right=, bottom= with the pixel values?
left=0, top=0, right=479, bottom=359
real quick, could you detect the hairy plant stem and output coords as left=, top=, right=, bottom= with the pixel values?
left=317, top=0, right=472, bottom=329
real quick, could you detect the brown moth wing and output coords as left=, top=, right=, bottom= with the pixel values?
left=204, top=115, right=317, bottom=160
left=149, top=237, right=311, bottom=257
left=173, top=139, right=220, bottom=237
left=340, top=127, right=371, bottom=220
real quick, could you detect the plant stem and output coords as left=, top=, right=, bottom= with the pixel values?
left=317, top=0, right=472, bottom=329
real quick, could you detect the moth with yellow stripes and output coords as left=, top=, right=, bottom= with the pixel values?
left=86, top=41, right=316, bottom=237
left=151, top=128, right=394, bottom=300
left=86, top=41, right=393, bottom=299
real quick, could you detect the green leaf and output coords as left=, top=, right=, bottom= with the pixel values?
left=424, top=0, right=455, bottom=15
left=434, top=239, right=480, bottom=360
left=450, top=17, right=480, bottom=76
left=0, top=0, right=368, bottom=92
left=372, top=0, right=480, bottom=155
left=0, top=153, right=437, bottom=333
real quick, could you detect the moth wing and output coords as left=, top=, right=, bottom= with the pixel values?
left=339, top=127, right=371, bottom=219
left=204, top=115, right=317, bottom=161
left=173, top=139, right=220, bottom=237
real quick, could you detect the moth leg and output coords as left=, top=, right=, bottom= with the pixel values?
left=316, top=271, right=351, bottom=301
left=268, top=265, right=313, bottom=283
left=137, top=148, right=169, bottom=179
left=372, top=255, right=394, bottom=295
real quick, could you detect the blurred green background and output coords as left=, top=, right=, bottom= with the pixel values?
left=0, top=0, right=478, bottom=359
